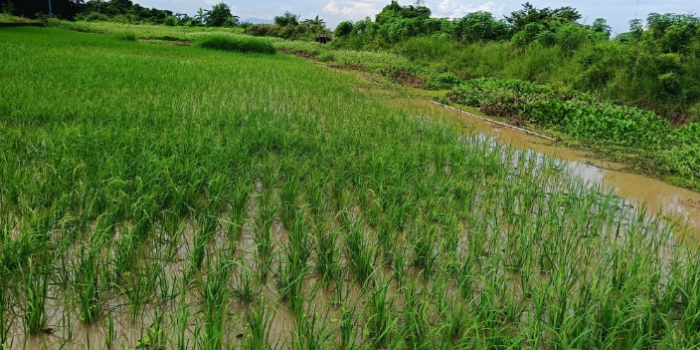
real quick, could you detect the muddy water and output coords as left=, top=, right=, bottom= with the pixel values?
left=8, top=69, right=700, bottom=349
left=406, top=96, right=700, bottom=236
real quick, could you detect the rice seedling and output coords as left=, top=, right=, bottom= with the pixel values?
left=291, top=297, right=334, bottom=350
left=314, top=225, right=340, bottom=286
left=232, top=264, right=256, bottom=304
left=200, top=258, right=234, bottom=350
left=254, top=186, right=276, bottom=283
left=244, top=303, right=274, bottom=350
left=338, top=301, right=362, bottom=350
left=1, top=26, right=699, bottom=349
left=20, top=259, right=48, bottom=335
left=0, top=273, right=14, bottom=347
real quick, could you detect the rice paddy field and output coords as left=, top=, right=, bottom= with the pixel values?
left=1, top=27, right=700, bottom=349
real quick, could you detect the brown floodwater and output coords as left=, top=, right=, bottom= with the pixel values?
left=401, top=93, right=700, bottom=237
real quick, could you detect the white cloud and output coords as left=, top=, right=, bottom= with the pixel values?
left=435, top=0, right=506, bottom=18
left=322, top=0, right=381, bottom=18
left=323, top=0, right=340, bottom=14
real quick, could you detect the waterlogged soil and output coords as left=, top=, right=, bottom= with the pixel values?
left=467, top=109, right=700, bottom=236
left=328, top=64, right=700, bottom=237
left=389, top=90, right=700, bottom=238
left=8, top=58, right=700, bottom=350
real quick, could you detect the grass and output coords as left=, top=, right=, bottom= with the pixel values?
left=0, top=13, right=41, bottom=24
left=0, top=25, right=699, bottom=349
left=198, top=35, right=276, bottom=54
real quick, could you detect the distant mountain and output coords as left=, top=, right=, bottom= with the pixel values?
left=241, top=18, right=274, bottom=25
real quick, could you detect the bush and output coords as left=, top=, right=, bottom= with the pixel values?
left=335, top=21, right=354, bottom=37
left=447, top=78, right=670, bottom=146
left=426, top=72, right=461, bottom=90
left=246, top=24, right=272, bottom=37
left=207, top=2, right=234, bottom=27
left=658, top=144, right=700, bottom=186
left=85, top=12, right=109, bottom=22
left=198, top=36, right=276, bottom=54
left=163, top=16, right=178, bottom=26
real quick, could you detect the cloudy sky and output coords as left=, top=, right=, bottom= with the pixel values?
left=136, top=0, right=697, bottom=34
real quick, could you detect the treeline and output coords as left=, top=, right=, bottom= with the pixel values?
left=243, top=12, right=330, bottom=41
left=0, top=0, right=84, bottom=19
left=0, top=0, right=238, bottom=27
left=76, top=0, right=238, bottom=27
left=330, top=1, right=700, bottom=123
left=75, top=0, right=175, bottom=24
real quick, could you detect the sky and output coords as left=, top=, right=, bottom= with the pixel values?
left=134, top=0, right=697, bottom=34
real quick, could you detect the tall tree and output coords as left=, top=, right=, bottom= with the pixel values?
left=207, top=2, right=235, bottom=27
left=274, top=11, right=299, bottom=27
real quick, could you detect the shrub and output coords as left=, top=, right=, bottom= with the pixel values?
left=658, top=144, right=700, bottom=185
left=274, top=12, right=299, bottom=27
left=426, top=72, right=461, bottom=90
left=163, top=16, right=178, bottom=26
left=85, top=12, right=109, bottom=22
left=335, top=21, right=354, bottom=37
left=447, top=78, right=670, bottom=146
left=246, top=24, right=272, bottom=37
left=198, top=36, right=276, bottom=54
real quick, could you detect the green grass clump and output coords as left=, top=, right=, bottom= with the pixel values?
left=198, top=35, right=276, bottom=54
left=114, top=31, right=137, bottom=41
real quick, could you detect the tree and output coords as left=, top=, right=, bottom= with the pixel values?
left=504, top=3, right=581, bottom=32
left=194, top=7, right=207, bottom=25
left=274, top=11, right=299, bottom=27
left=163, top=15, right=177, bottom=26
left=591, top=18, right=612, bottom=39
left=456, top=11, right=509, bottom=42
left=303, top=15, right=325, bottom=33
left=335, top=20, right=354, bottom=37
left=207, top=2, right=236, bottom=27
left=2, top=1, right=15, bottom=15
left=104, top=0, right=132, bottom=16
left=376, top=0, right=430, bottom=24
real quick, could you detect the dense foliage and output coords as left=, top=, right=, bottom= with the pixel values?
left=448, top=78, right=700, bottom=189
left=245, top=12, right=330, bottom=41
left=330, top=2, right=700, bottom=123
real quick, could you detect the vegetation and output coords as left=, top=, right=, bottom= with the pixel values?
left=1, top=25, right=700, bottom=349
left=244, top=12, right=331, bottom=41
left=198, top=35, right=276, bottom=54
left=447, top=78, right=700, bottom=189
left=330, top=2, right=700, bottom=124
